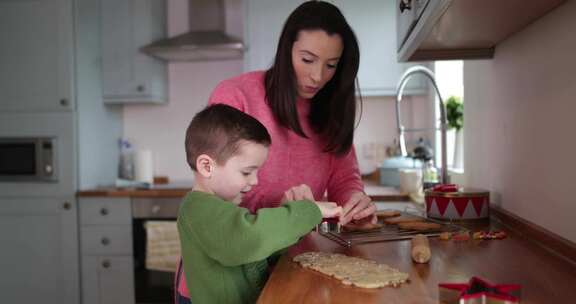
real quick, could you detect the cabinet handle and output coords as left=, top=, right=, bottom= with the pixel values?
left=102, top=260, right=111, bottom=269
left=399, top=0, right=412, bottom=13
left=101, top=237, right=110, bottom=246
left=60, top=98, right=69, bottom=107
left=152, top=205, right=161, bottom=214
left=100, top=208, right=109, bottom=216
left=62, top=202, right=71, bottom=210
left=137, top=85, right=146, bottom=92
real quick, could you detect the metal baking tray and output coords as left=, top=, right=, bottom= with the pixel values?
left=318, top=212, right=465, bottom=247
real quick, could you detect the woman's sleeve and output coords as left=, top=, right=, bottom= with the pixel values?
left=178, top=199, right=321, bottom=267
left=326, top=145, right=365, bottom=204
left=207, top=79, right=247, bottom=111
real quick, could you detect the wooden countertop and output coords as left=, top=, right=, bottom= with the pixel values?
left=77, top=187, right=191, bottom=198
left=77, top=179, right=409, bottom=201
left=257, top=220, right=576, bottom=303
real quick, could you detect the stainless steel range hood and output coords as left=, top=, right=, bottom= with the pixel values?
left=142, top=0, right=244, bottom=62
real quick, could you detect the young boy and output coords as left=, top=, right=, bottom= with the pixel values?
left=177, top=104, right=342, bottom=304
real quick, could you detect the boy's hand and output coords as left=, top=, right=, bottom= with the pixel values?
left=281, top=184, right=315, bottom=203
left=315, top=202, right=343, bottom=218
left=280, top=185, right=342, bottom=218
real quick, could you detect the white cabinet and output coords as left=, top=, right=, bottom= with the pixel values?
left=79, top=197, right=135, bottom=304
left=0, top=0, right=74, bottom=112
left=82, top=256, right=135, bottom=304
left=101, top=0, right=167, bottom=104
left=244, top=0, right=427, bottom=96
left=396, top=0, right=566, bottom=61
left=0, top=198, right=79, bottom=304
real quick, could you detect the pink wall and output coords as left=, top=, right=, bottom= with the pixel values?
left=463, top=1, right=576, bottom=241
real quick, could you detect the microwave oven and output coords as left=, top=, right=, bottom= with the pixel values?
left=0, top=137, right=57, bottom=182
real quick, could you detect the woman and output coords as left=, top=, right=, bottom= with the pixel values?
left=176, top=1, right=376, bottom=302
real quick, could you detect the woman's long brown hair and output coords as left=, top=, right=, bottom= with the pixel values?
left=265, top=0, right=361, bottom=156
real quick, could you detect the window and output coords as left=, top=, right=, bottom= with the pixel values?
left=434, top=60, right=464, bottom=172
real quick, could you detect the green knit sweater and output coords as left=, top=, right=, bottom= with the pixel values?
left=177, top=191, right=322, bottom=304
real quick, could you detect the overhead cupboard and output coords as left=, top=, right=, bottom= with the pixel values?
left=0, top=0, right=74, bottom=112
left=100, top=0, right=168, bottom=104
left=396, top=0, right=567, bottom=61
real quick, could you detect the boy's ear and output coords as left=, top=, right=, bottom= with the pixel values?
left=196, top=154, right=215, bottom=178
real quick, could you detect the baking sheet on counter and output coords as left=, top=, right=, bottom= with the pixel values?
left=318, top=212, right=465, bottom=247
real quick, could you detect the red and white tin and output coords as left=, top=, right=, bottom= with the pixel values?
left=425, top=184, right=490, bottom=221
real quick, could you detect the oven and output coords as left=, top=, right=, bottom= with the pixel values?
left=0, top=137, right=57, bottom=182
left=132, top=198, right=181, bottom=304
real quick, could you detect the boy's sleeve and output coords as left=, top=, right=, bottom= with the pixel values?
left=178, top=197, right=321, bottom=267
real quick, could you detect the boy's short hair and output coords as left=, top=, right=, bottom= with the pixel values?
left=185, top=104, right=272, bottom=171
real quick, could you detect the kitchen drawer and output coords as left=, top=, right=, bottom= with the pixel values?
left=132, top=197, right=181, bottom=219
left=80, top=197, right=131, bottom=225
left=81, top=225, right=132, bottom=255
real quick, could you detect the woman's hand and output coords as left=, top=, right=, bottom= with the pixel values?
left=281, top=184, right=315, bottom=203
left=315, top=202, right=343, bottom=219
left=339, top=192, right=376, bottom=225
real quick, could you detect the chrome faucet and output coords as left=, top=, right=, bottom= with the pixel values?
left=395, top=65, right=449, bottom=185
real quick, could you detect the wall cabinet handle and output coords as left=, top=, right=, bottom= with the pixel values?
left=102, top=260, right=110, bottom=269
left=101, top=237, right=110, bottom=246
left=62, top=202, right=71, bottom=210
left=100, top=208, right=109, bottom=216
left=400, top=0, right=412, bottom=13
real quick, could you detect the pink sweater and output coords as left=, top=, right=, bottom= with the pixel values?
left=177, top=71, right=364, bottom=297
left=208, top=70, right=364, bottom=211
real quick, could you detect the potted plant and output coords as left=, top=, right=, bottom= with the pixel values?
left=445, top=96, right=463, bottom=169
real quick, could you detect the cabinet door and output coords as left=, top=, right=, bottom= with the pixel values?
left=0, top=0, right=74, bottom=112
left=333, top=0, right=427, bottom=95
left=245, top=0, right=303, bottom=72
left=101, top=0, right=167, bottom=104
left=245, top=0, right=427, bottom=96
left=0, top=198, right=79, bottom=304
left=82, top=256, right=135, bottom=304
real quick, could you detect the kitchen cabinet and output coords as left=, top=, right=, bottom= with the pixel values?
left=245, top=0, right=427, bottom=96
left=397, top=0, right=566, bottom=61
left=0, top=0, right=123, bottom=301
left=100, top=0, right=167, bottom=104
left=0, top=0, right=74, bottom=112
left=79, top=197, right=135, bottom=304
left=82, top=256, right=135, bottom=304
left=0, top=198, right=79, bottom=304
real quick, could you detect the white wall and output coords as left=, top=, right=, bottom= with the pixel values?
left=123, top=61, right=243, bottom=182
left=354, top=95, right=432, bottom=175
left=463, top=1, right=576, bottom=242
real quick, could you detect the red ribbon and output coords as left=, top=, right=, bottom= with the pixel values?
left=432, top=184, right=458, bottom=192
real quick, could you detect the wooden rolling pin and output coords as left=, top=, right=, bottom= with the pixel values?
left=411, top=234, right=431, bottom=263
